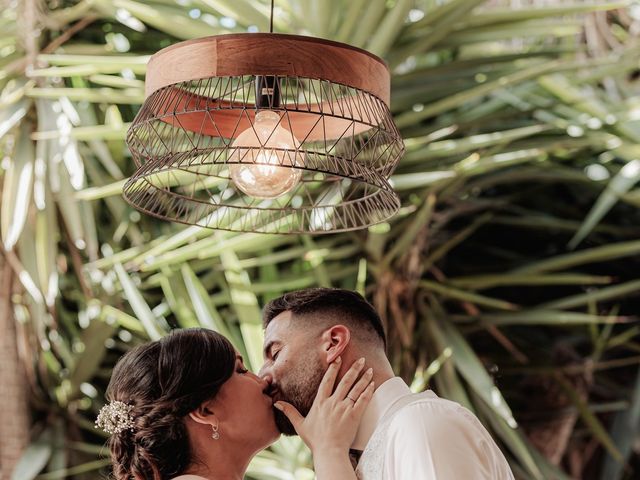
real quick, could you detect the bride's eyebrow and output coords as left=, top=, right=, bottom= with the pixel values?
left=236, top=354, right=245, bottom=364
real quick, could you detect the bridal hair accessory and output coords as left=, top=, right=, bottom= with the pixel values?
left=95, top=401, right=135, bottom=435
left=211, top=424, right=220, bottom=440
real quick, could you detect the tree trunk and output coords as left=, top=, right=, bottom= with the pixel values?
left=0, top=253, right=30, bottom=478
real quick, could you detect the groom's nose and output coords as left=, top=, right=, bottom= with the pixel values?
left=259, top=370, right=272, bottom=384
left=258, top=375, right=270, bottom=392
left=259, top=371, right=276, bottom=396
left=258, top=364, right=270, bottom=380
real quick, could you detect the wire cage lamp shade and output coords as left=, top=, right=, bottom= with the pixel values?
left=123, top=33, right=404, bottom=234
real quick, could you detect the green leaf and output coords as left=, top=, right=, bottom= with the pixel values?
left=457, top=2, right=630, bottom=29
left=473, top=393, right=550, bottom=480
left=26, top=86, right=144, bottom=104
left=66, top=314, right=116, bottom=401
left=181, top=264, right=235, bottom=342
left=540, top=279, right=640, bottom=310
left=199, top=0, right=271, bottom=31
left=453, top=310, right=631, bottom=326
left=220, top=245, right=265, bottom=372
left=390, top=0, right=488, bottom=67
left=366, top=0, right=414, bottom=57
left=114, top=263, right=164, bottom=340
left=420, top=279, right=518, bottom=311
left=383, top=193, right=436, bottom=266
left=438, top=318, right=518, bottom=428
left=100, top=0, right=219, bottom=39
left=395, top=59, right=560, bottom=129
left=11, top=429, right=53, bottom=480
left=600, top=366, right=640, bottom=480
left=348, top=0, right=387, bottom=47
left=569, top=159, right=640, bottom=249
left=36, top=54, right=149, bottom=72
left=0, top=96, right=29, bottom=138
left=34, top=459, right=112, bottom=479
left=160, top=269, right=200, bottom=328
left=99, top=304, right=146, bottom=333
left=555, top=374, right=623, bottom=462
left=514, top=240, right=640, bottom=274
left=32, top=122, right=130, bottom=141
left=1, top=121, right=34, bottom=250
left=335, top=0, right=368, bottom=42
left=450, top=273, right=613, bottom=290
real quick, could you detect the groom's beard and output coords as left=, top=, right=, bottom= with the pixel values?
left=271, top=359, right=325, bottom=436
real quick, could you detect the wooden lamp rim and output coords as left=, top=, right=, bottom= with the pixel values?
left=149, top=32, right=389, bottom=68
left=145, top=33, right=391, bottom=105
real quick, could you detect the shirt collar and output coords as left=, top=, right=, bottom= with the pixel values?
left=351, top=377, right=411, bottom=450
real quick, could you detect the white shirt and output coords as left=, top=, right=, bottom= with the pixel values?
left=352, top=378, right=515, bottom=480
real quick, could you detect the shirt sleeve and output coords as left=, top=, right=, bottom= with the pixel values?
left=383, top=401, right=515, bottom=480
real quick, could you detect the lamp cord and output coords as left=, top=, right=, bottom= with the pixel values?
left=270, top=0, right=274, bottom=33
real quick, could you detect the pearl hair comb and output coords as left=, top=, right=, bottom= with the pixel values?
left=95, top=400, right=135, bottom=435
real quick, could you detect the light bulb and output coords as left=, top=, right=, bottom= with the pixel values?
left=229, top=110, right=303, bottom=199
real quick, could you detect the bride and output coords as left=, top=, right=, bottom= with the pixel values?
left=97, top=327, right=374, bottom=479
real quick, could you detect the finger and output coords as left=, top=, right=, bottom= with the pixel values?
left=345, top=367, right=373, bottom=403
left=353, top=381, right=375, bottom=413
left=274, top=401, right=304, bottom=432
left=333, top=357, right=366, bottom=400
left=317, top=357, right=342, bottom=400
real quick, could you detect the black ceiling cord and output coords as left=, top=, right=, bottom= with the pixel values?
left=270, top=0, right=274, bottom=33
left=256, top=0, right=279, bottom=109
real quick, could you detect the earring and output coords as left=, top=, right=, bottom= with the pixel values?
left=211, top=424, right=220, bottom=440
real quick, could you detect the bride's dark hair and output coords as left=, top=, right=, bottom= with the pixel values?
left=104, top=328, right=236, bottom=480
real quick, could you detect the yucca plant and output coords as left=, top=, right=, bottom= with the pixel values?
left=1, top=0, right=640, bottom=479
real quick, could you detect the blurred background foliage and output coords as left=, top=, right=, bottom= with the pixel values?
left=1, top=0, right=640, bottom=478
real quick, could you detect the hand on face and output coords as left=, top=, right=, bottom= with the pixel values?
left=273, top=356, right=374, bottom=455
left=260, top=311, right=330, bottom=435
left=261, top=351, right=325, bottom=435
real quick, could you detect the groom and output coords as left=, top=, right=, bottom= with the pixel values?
left=259, top=288, right=515, bottom=479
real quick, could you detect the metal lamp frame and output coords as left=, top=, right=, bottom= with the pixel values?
left=124, top=33, right=404, bottom=234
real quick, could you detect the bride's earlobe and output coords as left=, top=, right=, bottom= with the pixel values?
left=188, top=410, right=222, bottom=440
left=188, top=403, right=218, bottom=426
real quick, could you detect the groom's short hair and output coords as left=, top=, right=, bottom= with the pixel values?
left=263, top=288, right=386, bottom=348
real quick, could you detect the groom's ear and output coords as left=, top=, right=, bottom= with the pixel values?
left=321, top=325, right=351, bottom=364
left=188, top=399, right=218, bottom=426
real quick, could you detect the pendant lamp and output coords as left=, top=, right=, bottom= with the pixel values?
left=123, top=27, right=404, bottom=234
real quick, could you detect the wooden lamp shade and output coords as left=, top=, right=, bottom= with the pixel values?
left=124, top=33, right=404, bottom=234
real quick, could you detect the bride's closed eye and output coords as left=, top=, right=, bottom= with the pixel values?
left=235, top=354, right=249, bottom=374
